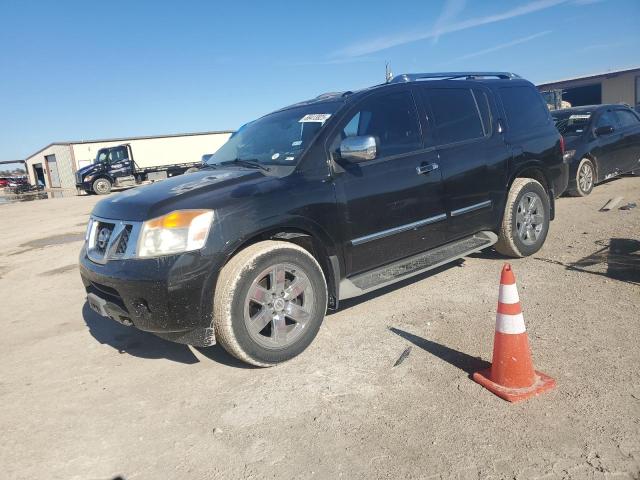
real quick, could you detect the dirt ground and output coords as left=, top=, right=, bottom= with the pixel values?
left=1, top=177, right=639, bottom=480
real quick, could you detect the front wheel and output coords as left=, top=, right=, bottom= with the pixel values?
left=213, top=240, right=328, bottom=367
left=567, top=158, right=595, bottom=197
left=92, top=178, right=112, bottom=195
left=495, top=178, right=550, bottom=258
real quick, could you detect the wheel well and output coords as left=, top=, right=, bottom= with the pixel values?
left=513, top=167, right=554, bottom=219
left=226, top=228, right=339, bottom=309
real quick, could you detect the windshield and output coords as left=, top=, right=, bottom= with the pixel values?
left=206, top=102, right=342, bottom=167
left=552, top=111, right=592, bottom=136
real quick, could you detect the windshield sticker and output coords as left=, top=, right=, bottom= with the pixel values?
left=299, top=113, right=331, bottom=124
left=271, top=153, right=280, bottom=160
left=291, top=140, right=302, bottom=146
left=569, top=114, right=591, bottom=120
left=284, top=156, right=295, bottom=161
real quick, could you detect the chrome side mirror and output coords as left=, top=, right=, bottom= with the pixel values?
left=339, top=135, right=377, bottom=162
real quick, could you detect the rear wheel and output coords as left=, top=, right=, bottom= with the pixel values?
left=495, top=178, right=550, bottom=258
left=568, top=158, right=595, bottom=197
left=92, top=178, right=112, bottom=195
left=213, top=240, right=327, bottom=367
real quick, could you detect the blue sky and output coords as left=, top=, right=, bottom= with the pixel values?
left=1, top=0, right=638, bottom=163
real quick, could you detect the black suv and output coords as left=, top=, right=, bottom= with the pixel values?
left=79, top=72, right=568, bottom=366
left=551, top=104, right=640, bottom=196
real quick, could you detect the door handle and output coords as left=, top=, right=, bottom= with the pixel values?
left=416, top=163, right=439, bottom=175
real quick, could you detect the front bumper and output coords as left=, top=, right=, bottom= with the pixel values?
left=79, top=246, right=223, bottom=346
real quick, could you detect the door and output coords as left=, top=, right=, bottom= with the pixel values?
left=45, top=154, right=61, bottom=188
left=330, top=88, right=448, bottom=275
left=107, top=145, right=133, bottom=181
left=612, top=108, right=640, bottom=173
left=419, top=85, right=510, bottom=239
left=592, top=109, right=625, bottom=179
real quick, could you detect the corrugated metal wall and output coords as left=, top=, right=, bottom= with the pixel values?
left=25, top=145, right=76, bottom=189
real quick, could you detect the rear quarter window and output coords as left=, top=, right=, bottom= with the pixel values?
left=500, top=86, right=550, bottom=134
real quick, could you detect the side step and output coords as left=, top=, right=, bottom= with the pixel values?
left=339, top=231, right=498, bottom=300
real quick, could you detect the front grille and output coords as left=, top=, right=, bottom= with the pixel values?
left=86, top=216, right=141, bottom=264
left=94, top=222, right=115, bottom=255
left=115, top=225, right=132, bottom=255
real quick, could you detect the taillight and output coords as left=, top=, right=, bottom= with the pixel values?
left=560, top=135, right=565, bottom=155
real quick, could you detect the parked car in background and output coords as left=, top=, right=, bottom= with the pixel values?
left=80, top=71, right=567, bottom=366
left=0, top=177, right=9, bottom=188
left=552, top=105, right=640, bottom=196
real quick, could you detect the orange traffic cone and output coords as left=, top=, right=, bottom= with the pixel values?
left=472, top=263, right=556, bottom=402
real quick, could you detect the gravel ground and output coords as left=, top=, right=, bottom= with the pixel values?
left=1, top=177, right=638, bottom=480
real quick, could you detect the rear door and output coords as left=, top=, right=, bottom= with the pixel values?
left=330, top=87, right=448, bottom=275
left=45, top=154, right=61, bottom=188
left=418, top=84, right=510, bottom=239
left=613, top=108, right=640, bottom=173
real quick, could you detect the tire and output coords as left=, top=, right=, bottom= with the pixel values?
left=567, top=158, right=595, bottom=197
left=92, top=178, right=112, bottom=195
left=213, top=240, right=328, bottom=367
left=495, top=178, right=551, bottom=258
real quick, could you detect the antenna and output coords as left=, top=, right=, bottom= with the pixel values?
left=385, top=62, right=393, bottom=83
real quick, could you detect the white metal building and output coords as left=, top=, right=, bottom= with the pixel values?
left=537, top=66, right=640, bottom=110
left=25, top=130, right=233, bottom=190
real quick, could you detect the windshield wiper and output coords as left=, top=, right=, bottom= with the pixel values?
left=221, top=158, right=270, bottom=172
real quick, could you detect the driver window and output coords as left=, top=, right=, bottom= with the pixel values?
left=336, top=90, right=422, bottom=158
left=596, top=111, right=618, bottom=129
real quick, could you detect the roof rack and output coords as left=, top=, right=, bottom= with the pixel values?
left=389, top=72, right=521, bottom=83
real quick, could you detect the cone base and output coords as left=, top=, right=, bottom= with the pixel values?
left=472, top=368, right=556, bottom=403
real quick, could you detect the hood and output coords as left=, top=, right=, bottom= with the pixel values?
left=78, top=163, right=101, bottom=175
left=92, top=167, right=267, bottom=221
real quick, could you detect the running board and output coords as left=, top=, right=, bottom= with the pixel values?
left=339, top=231, right=498, bottom=300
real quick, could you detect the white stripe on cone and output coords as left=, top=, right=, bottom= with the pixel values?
left=495, top=312, right=526, bottom=334
left=498, top=283, right=520, bottom=304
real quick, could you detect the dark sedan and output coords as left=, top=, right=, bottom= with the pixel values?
left=552, top=105, right=640, bottom=196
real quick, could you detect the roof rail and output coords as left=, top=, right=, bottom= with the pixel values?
left=389, top=72, right=521, bottom=83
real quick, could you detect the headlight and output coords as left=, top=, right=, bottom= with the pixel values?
left=563, top=150, right=576, bottom=161
left=137, top=210, right=214, bottom=258
left=84, top=175, right=94, bottom=182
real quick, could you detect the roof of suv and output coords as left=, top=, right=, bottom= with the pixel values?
left=280, top=71, right=529, bottom=113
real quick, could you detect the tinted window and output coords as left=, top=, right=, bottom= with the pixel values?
left=473, top=88, right=492, bottom=136
left=552, top=110, right=592, bottom=136
left=615, top=109, right=640, bottom=128
left=596, top=111, right=619, bottom=129
left=339, top=90, right=422, bottom=157
left=500, top=86, right=549, bottom=134
left=427, top=88, right=485, bottom=144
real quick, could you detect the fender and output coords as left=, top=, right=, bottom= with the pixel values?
left=507, top=160, right=556, bottom=220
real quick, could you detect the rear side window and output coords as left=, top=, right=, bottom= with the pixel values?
left=339, top=90, right=422, bottom=158
left=614, top=109, right=640, bottom=127
left=500, top=86, right=549, bottom=134
left=426, top=88, right=486, bottom=144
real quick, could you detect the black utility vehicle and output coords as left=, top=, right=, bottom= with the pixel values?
left=80, top=72, right=568, bottom=366
left=552, top=104, right=640, bottom=196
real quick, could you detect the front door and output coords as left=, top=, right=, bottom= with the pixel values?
left=330, top=87, right=448, bottom=276
left=612, top=108, right=640, bottom=173
left=592, top=109, right=625, bottom=179
left=45, top=154, right=61, bottom=188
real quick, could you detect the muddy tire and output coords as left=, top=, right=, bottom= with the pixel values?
left=92, top=178, right=112, bottom=195
left=213, top=240, right=327, bottom=367
left=567, top=158, right=595, bottom=197
left=495, top=178, right=550, bottom=258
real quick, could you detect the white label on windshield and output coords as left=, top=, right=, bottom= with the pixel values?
left=569, top=114, right=591, bottom=120
left=299, top=113, right=331, bottom=123
left=284, top=156, right=295, bottom=161
left=271, top=153, right=280, bottom=160
left=292, top=140, right=302, bottom=146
